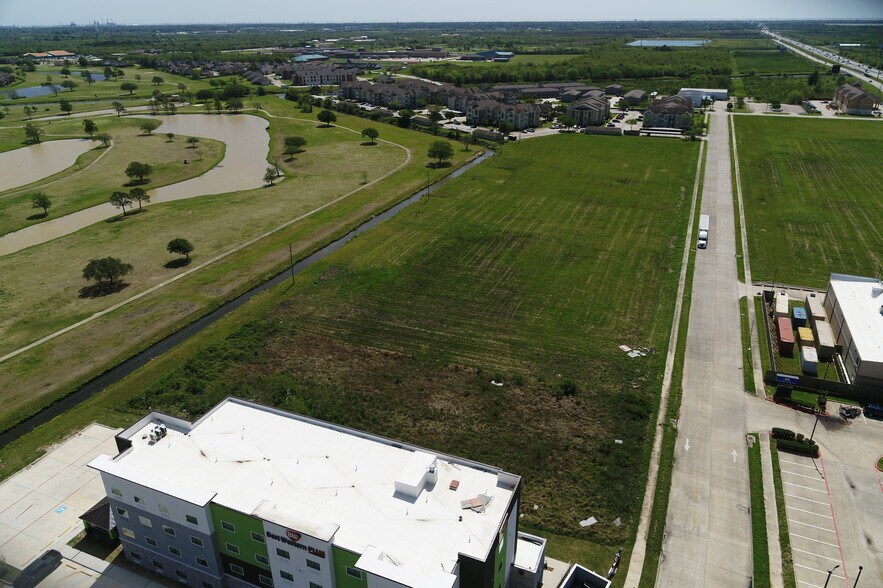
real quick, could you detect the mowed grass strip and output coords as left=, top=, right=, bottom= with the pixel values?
left=113, top=134, right=699, bottom=550
left=0, top=107, right=471, bottom=434
left=0, top=116, right=225, bottom=234
left=735, top=117, right=883, bottom=287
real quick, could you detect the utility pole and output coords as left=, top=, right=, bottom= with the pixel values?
left=852, top=565, right=862, bottom=587
left=823, top=564, right=839, bottom=587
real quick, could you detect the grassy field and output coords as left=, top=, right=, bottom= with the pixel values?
left=41, top=133, right=698, bottom=553
left=0, top=100, right=475, bottom=435
left=731, top=49, right=818, bottom=75
left=711, top=39, right=779, bottom=49
left=735, top=116, right=883, bottom=287
left=0, top=116, right=225, bottom=234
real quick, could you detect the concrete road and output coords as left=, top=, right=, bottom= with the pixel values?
left=655, top=110, right=753, bottom=587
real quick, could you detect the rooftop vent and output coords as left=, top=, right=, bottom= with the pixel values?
left=460, top=494, right=493, bottom=513
left=449, top=480, right=460, bottom=491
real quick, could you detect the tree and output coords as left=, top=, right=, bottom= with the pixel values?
left=129, top=187, right=150, bottom=211
left=317, top=109, right=337, bottom=127
left=82, top=257, right=133, bottom=288
left=61, top=79, right=78, bottom=92
left=82, top=119, right=98, bottom=137
left=558, top=115, right=576, bottom=128
left=82, top=71, right=94, bottom=86
left=726, top=102, right=734, bottom=111
left=807, top=70, right=819, bottom=86
left=361, top=127, right=379, bottom=144
left=121, top=82, right=138, bottom=95
left=771, top=100, right=782, bottom=111
left=225, top=97, right=243, bottom=113
left=59, top=99, right=73, bottom=115
left=125, top=161, right=152, bottom=184
left=138, top=119, right=160, bottom=135
left=60, top=66, right=70, bottom=78
left=498, top=121, right=515, bottom=135
left=30, top=192, right=52, bottom=216
left=195, top=89, right=215, bottom=102
left=166, top=238, right=194, bottom=260
left=625, top=117, right=638, bottom=130
left=77, top=56, right=88, bottom=68
left=165, top=132, right=175, bottom=142
left=110, top=101, right=124, bottom=117
left=135, top=74, right=142, bottom=83
left=24, top=122, right=44, bottom=143
left=151, top=76, right=164, bottom=86
left=264, top=167, right=279, bottom=186
left=213, top=96, right=223, bottom=115
left=186, top=136, right=200, bottom=148
left=831, top=64, right=841, bottom=74
left=109, top=191, right=133, bottom=215
left=23, top=105, right=35, bottom=120
left=284, top=136, right=307, bottom=157
left=96, top=133, right=112, bottom=148
left=104, top=66, right=114, bottom=80
left=397, top=109, right=414, bottom=128
left=428, top=140, right=454, bottom=165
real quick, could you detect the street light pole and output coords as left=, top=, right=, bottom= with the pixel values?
left=823, top=564, right=839, bottom=588
left=852, top=565, right=862, bottom=587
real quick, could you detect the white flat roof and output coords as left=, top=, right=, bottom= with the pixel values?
left=830, top=274, right=883, bottom=363
left=91, top=399, right=517, bottom=585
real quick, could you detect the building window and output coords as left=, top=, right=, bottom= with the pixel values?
left=130, top=551, right=141, bottom=561
left=190, top=536, right=204, bottom=548
left=176, top=570, right=187, bottom=581
left=162, top=525, right=175, bottom=537
left=259, top=575, right=274, bottom=587
left=185, top=514, right=198, bottom=525
left=154, top=560, right=164, bottom=571
left=221, top=520, right=235, bottom=533
left=134, top=496, right=142, bottom=504
left=169, top=546, right=181, bottom=557
left=280, top=571, right=294, bottom=582
left=251, top=531, right=265, bottom=543
left=230, top=563, right=245, bottom=576
left=158, top=504, right=169, bottom=514
left=276, top=548, right=290, bottom=559
left=139, top=515, right=152, bottom=528
left=121, top=527, right=135, bottom=539
left=255, top=554, right=269, bottom=565
left=146, top=536, right=157, bottom=547
left=116, top=507, right=129, bottom=519
left=345, top=567, right=363, bottom=579
left=309, top=583, right=322, bottom=588
left=202, top=583, right=213, bottom=588
left=111, top=488, right=122, bottom=496
left=225, top=542, right=240, bottom=555
left=306, top=559, right=321, bottom=571
left=195, top=556, right=209, bottom=568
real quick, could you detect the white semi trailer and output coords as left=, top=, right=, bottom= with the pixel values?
left=698, top=215, right=710, bottom=249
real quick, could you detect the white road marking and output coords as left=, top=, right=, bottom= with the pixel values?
left=785, top=493, right=830, bottom=506
left=780, top=459, right=819, bottom=469
left=790, top=533, right=841, bottom=548
left=792, top=547, right=842, bottom=562
left=786, top=505, right=833, bottom=519
left=794, top=563, right=845, bottom=580
left=731, top=449, right=738, bottom=462
left=788, top=519, right=836, bottom=533
left=684, top=438, right=690, bottom=452
left=783, top=481, right=829, bottom=494
left=782, top=470, right=826, bottom=482
left=797, top=581, right=822, bottom=588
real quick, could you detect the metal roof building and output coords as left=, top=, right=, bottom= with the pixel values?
left=824, top=274, right=883, bottom=388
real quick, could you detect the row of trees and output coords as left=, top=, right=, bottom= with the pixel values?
left=82, top=238, right=193, bottom=291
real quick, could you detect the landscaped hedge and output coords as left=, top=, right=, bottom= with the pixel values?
left=775, top=438, right=819, bottom=458
left=771, top=427, right=795, bottom=441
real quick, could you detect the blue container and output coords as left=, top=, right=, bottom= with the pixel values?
left=792, top=307, right=807, bottom=328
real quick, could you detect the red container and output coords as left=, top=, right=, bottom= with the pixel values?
left=777, top=316, right=795, bottom=356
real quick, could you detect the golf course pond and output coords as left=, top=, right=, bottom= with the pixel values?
left=0, top=114, right=270, bottom=257
left=0, top=139, right=96, bottom=193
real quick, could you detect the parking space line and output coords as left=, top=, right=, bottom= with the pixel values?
left=792, top=547, right=842, bottom=562
left=790, top=533, right=841, bottom=548
left=782, top=470, right=826, bottom=482
left=797, top=580, right=822, bottom=588
left=785, top=493, right=829, bottom=506
left=786, top=505, right=833, bottom=519
left=794, top=563, right=845, bottom=580
left=780, top=459, right=819, bottom=469
left=783, top=481, right=829, bottom=494
left=788, top=519, right=836, bottom=533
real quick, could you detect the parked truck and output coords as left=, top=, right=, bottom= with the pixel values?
left=697, top=215, right=710, bottom=249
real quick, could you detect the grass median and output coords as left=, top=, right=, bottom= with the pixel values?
left=770, top=441, right=797, bottom=588
left=748, top=433, right=771, bottom=588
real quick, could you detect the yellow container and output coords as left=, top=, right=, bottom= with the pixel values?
left=797, top=327, right=814, bottom=346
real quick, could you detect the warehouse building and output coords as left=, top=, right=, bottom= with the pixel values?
left=88, top=398, right=540, bottom=588
left=824, top=274, right=883, bottom=388
left=676, top=87, right=728, bottom=107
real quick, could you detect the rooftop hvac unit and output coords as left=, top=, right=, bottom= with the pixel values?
left=149, top=432, right=158, bottom=443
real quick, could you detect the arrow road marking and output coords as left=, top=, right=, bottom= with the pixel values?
left=731, top=449, right=738, bottom=462
left=684, top=439, right=691, bottom=452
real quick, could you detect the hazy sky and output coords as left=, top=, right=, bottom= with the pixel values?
left=2, top=0, right=882, bottom=26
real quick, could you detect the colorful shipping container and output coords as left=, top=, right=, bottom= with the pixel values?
left=775, top=292, right=790, bottom=318
left=791, top=307, right=807, bottom=328
left=805, top=294, right=826, bottom=323
left=815, top=321, right=836, bottom=361
left=801, top=346, right=818, bottom=375
left=798, top=327, right=814, bottom=347
left=777, top=316, right=795, bottom=356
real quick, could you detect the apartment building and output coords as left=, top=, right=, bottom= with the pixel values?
left=88, top=398, right=540, bottom=588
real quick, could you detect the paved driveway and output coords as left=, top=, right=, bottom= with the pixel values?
left=0, top=424, right=120, bottom=569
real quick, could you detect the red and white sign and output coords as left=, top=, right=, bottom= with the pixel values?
left=286, top=529, right=302, bottom=543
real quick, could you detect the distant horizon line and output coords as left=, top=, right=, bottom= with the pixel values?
left=2, top=17, right=883, bottom=28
